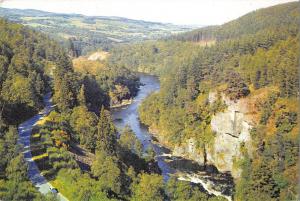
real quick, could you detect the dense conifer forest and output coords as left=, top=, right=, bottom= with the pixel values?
left=0, top=18, right=72, bottom=200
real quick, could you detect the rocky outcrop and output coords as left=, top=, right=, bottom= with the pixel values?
left=110, top=98, right=133, bottom=108
left=169, top=92, right=253, bottom=179
left=173, top=138, right=206, bottom=165
left=149, top=91, right=253, bottom=179
left=208, top=92, right=253, bottom=178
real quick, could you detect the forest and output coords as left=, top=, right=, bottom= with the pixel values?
left=0, top=1, right=299, bottom=201
left=0, top=18, right=225, bottom=201
left=0, top=18, right=72, bottom=200
left=72, top=55, right=140, bottom=107
left=110, top=2, right=299, bottom=201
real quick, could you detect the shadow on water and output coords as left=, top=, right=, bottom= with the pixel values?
left=158, top=150, right=234, bottom=196
left=167, top=156, right=205, bottom=172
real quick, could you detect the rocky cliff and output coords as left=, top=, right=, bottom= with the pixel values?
left=208, top=92, right=253, bottom=178
left=170, top=91, right=253, bottom=179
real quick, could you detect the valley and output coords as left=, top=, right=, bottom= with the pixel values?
left=0, top=7, right=195, bottom=55
left=112, top=74, right=233, bottom=199
left=0, top=1, right=299, bottom=201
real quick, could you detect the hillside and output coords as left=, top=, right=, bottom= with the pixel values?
left=0, top=18, right=145, bottom=201
left=0, top=1, right=299, bottom=201
left=0, top=17, right=227, bottom=201
left=0, top=7, right=195, bottom=55
left=172, top=2, right=299, bottom=42
left=0, top=17, right=76, bottom=200
left=110, top=2, right=299, bottom=200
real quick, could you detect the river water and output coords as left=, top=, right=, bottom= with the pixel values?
left=111, top=74, right=233, bottom=200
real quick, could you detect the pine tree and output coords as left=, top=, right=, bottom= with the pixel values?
left=35, top=73, right=45, bottom=96
left=67, top=38, right=78, bottom=58
left=53, top=73, right=76, bottom=112
left=225, top=71, right=250, bottom=100
left=249, top=160, right=280, bottom=199
left=96, top=106, right=117, bottom=155
left=6, top=154, right=28, bottom=182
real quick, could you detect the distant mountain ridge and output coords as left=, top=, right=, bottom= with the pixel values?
left=0, top=7, right=183, bottom=25
left=172, top=1, right=299, bottom=42
left=0, top=7, right=196, bottom=55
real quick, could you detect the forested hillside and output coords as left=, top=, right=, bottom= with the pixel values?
left=0, top=1, right=299, bottom=201
left=109, top=41, right=199, bottom=75
left=0, top=18, right=72, bottom=200
left=0, top=18, right=228, bottom=201
left=110, top=2, right=299, bottom=200
left=0, top=18, right=141, bottom=200
left=172, top=2, right=299, bottom=42
left=72, top=55, right=140, bottom=107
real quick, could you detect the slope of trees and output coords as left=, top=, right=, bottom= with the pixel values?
left=235, top=94, right=299, bottom=200
left=0, top=17, right=139, bottom=201
left=0, top=19, right=54, bottom=124
left=0, top=18, right=72, bottom=201
left=1, top=1, right=299, bottom=200
left=73, top=56, right=140, bottom=107
left=172, top=2, right=299, bottom=42
left=0, top=17, right=157, bottom=201
left=109, top=40, right=199, bottom=75
left=110, top=2, right=299, bottom=200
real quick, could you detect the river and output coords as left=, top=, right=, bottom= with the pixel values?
left=111, top=74, right=234, bottom=201
left=112, top=74, right=175, bottom=178
left=18, top=93, right=67, bottom=201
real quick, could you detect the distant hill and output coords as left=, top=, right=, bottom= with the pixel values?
left=172, top=1, right=299, bottom=42
left=0, top=7, right=196, bottom=55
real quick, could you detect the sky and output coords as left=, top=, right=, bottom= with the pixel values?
left=0, top=0, right=296, bottom=25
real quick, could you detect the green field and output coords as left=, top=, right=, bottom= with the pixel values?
left=0, top=7, right=196, bottom=54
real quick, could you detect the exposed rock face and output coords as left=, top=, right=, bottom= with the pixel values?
left=150, top=91, right=252, bottom=179
left=171, top=92, right=253, bottom=179
left=208, top=91, right=217, bottom=104
left=173, top=139, right=205, bottom=165
left=209, top=93, right=252, bottom=178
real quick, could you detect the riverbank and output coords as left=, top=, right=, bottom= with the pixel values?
left=112, top=74, right=234, bottom=200
left=147, top=125, right=234, bottom=200
left=18, top=92, right=68, bottom=201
